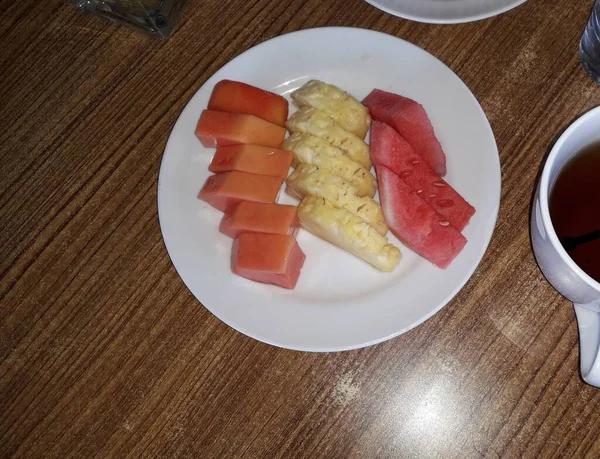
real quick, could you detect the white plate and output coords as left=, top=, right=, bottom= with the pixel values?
left=365, top=0, right=527, bottom=24
left=158, top=27, right=500, bottom=352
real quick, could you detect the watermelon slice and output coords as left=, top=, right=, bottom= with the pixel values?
left=376, top=165, right=466, bottom=269
left=370, top=121, right=475, bottom=232
left=232, top=233, right=306, bottom=289
left=363, top=89, right=447, bottom=176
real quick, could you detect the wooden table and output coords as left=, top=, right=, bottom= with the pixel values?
left=2, top=0, right=600, bottom=457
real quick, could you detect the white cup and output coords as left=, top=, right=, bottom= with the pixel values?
left=531, top=106, right=600, bottom=388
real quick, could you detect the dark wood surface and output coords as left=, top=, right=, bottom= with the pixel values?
left=2, top=0, right=600, bottom=457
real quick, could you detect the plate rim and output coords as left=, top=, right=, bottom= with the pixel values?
left=157, top=26, right=501, bottom=352
left=364, top=0, right=528, bottom=24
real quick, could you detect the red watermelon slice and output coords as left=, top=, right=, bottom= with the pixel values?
left=370, top=121, right=475, bottom=232
left=363, top=89, right=447, bottom=176
left=376, top=165, right=466, bottom=269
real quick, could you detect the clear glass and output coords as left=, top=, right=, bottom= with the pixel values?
left=71, top=0, right=189, bottom=38
left=580, top=0, right=600, bottom=83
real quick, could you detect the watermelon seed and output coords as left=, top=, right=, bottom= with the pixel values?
left=411, top=160, right=420, bottom=165
left=400, top=171, right=411, bottom=178
left=428, top=194, right=436, bottom=198
left=433, top=181, right=446, bottom=187
left=416, top=189, right=423, bottom=194
left=439, top=221, right=450, bottom=226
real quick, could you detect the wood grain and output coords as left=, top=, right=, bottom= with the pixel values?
left=2, top=0, right=600, bottom=457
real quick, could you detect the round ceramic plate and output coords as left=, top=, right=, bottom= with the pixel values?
left=365, top=0, right=527, bottom=24
left=158, top=27, right=500, bottom=352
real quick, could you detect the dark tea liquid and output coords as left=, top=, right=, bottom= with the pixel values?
left=549, top=144, right=600, bottom=283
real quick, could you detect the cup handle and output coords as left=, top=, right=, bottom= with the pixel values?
left=574, top=302, right=600, bottom=387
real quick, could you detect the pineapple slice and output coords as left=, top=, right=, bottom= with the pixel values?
left=298, top=196, right=400, bottom=272
left=286, top=164, right=387, bottom=236
left=291, top=80, right=371, bottom=139
left=283, top=133, right=376, bottom=198
left=285, top=107, right=371, bottom=169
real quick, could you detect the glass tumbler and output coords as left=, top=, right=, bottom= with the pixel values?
left=71, top=0, right=189, bottom=38
left=580, top=0, right=600, bottom=83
